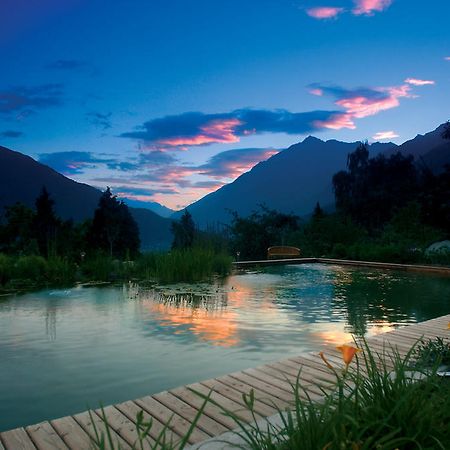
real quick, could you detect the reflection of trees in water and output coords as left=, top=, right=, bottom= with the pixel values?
left=332, top=269, right=450, bottom=336
left=134, top=284, right=229, bottom=312
left=45, top=305, right=57, bottom=340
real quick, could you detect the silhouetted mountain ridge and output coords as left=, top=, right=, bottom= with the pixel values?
left=0, top=146, right=172, bottom=249
left=173, top=123, right=449, bottom=228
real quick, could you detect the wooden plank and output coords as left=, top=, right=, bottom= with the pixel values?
left=0, top=429, right=36, bottom=450
left=153, top=391, right=228, bottom=437
left=115, top=400, right=179, bottom=446
left=50, top=417, right=92, bottom=450
left=93, top=406, right=153, bottom=449
left=135, top=395, right=210, bottom=444
left=250, top=365, right=323, bottom=398
left=73, top=410, right=131, bottom=450
left=265, top=360, right=336, bottom=390
left=187, top=382, right=262, bottom=423
left=200, top=379, right=278, bottom=418
left=216, top=374, right=289, bottom=411
left=25, top=422, right=68, bottom=450
left=227, top=371, right=296, bottom=403
left=170, top=385, right=237, bottom=430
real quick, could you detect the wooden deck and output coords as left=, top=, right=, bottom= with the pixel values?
left=234, top=257, right=450, bottom=275
left=1, top=314, right=449, bottom=450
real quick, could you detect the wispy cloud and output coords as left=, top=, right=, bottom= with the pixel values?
left=306, top=7, right=344, bottom=19
left=352, top=0, right=392, bottom=16
left=372, top=130, right=399, bottom=140
left=38, top=151, right=115, bottom=175
left=309, top=82, right=413, bottom=129
left=197, top=147, right=279, bottom=179
left=404, top=78, right=435, bottom=86
left=86, top=111, right=112, bottom=129
left=120, top=109, right=345, bottom=148
left=45, top=59, right=88, bottom=70
left=0, top=130, right=24, bottom=138
left=445, top=56, right=450, bottom=61
left=0, top=84, right=64, bottom=116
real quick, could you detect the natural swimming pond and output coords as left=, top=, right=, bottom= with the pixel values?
left=0, top=263, right=449, bottom=431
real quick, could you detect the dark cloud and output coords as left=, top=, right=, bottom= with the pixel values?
left=86, top=111, right=112, bottom=130
left=120, top=108, right=344, bottom=148
left=0, top=84, right=64, bottom=115
left=38, top=151, right=115, bottom=175
left=45, top=60, right=88, bottom=70
left=197, top=147, right=279, bottom=178
left=0, top=130, right=24, bottom=138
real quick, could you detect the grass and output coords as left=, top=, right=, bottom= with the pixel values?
left=88, top=338, right=450, bottom=450
left=0, top=247, right=233, bottom=292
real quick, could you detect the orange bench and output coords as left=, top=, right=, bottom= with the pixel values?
left=267, top=246, right=301, bottom=259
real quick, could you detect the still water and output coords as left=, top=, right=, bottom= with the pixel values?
left=0, top=263, right=449, bottom=431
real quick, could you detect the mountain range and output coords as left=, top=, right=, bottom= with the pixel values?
left=0, top=123, right=448, bottom=247
left=174, top=123, right=449, bottom=227
left=0, top=146, right=172, bottom=249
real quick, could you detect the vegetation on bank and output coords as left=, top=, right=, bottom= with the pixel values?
left=0, top=191, right=232, bottom=292
left=229, top=126, right=450, bottom=264
left=89, top=336, right=450, bottom=449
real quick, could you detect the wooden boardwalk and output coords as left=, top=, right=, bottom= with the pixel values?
left=1, top=314, right=449, bottom=450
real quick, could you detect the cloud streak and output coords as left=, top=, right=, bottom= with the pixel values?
left=0, top=84, right=63, bottom=116
left=404, top=78, right=435, bottom=86
left=120, top=109, right=346, bottom=148
left=45, top=59, right=88, bottom=70
left=309, top=82, right=414, bottom=129
left=352, top=0, right=392, bottom=16
left=372, top=130, right=399, bottom=140
left=306, top=7, right=344, bottom=19
left=0, top=130, right=24, bottom=138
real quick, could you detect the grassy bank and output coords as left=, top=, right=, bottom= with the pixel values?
left=0, top=248, right=233, bottom=293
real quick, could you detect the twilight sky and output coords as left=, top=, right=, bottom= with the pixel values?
left=0, top=0, right=449, bottom=210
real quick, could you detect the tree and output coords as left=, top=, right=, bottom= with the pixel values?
left=230, top=206, right=299, bottom=260
left=88, top=187, right=140, bottom=258
left=312, top=202, right=325, bottom=221
left=32, top=187, right=59, bottom=257
left=0, top=203, right=35, bottom=254
left=333, top=145, right=419, bottom=230
left=171, top=210, right=196, bottom=249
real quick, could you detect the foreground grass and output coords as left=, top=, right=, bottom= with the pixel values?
left=0, top=248, right=233, bottom=293
left=90, top=337, right=450, bottom=450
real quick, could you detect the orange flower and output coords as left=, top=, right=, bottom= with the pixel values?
left=336, top=344, right=361, bottom=366
left=447, top=322, right=450, bottom=330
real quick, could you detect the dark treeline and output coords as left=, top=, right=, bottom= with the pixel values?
left=0, top=186, right=139, bottom=260
left=229, top=125, right=450, bottom=263
left=0, top=189, right=231, bottom=290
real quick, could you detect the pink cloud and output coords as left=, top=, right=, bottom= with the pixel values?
left=309, top=88, right=324, bottom=96
left=372, top=130, right=399, bottom=140
left=156, top=118, right=242, bottom=147
left=306, top=7, right=344, bottom=19
left=335, top=85, right=412, bottom=119
left=445, top=56, right=450, bottom=61
left=404, top=78, right=435, bottom=86
left=352, top=0, right=392, bottom=15
left=309, top=82, right=415, bottom=130
left=314, top=113, right=356, bottom=130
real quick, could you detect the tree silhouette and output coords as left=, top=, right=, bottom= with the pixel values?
left=171, top=210, right=196, bottom=249
left=32, top=186, right=59, bottom=256
left=89, top=187, right=140, bottom=258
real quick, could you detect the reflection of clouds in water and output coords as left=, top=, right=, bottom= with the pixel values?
left=135, top=276, right=290, bottom=348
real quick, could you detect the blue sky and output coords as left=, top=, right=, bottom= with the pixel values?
left=0, top=0, right=449, bottom=209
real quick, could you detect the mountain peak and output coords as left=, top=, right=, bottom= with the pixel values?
left=303, top=135, right=323, bottom=144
